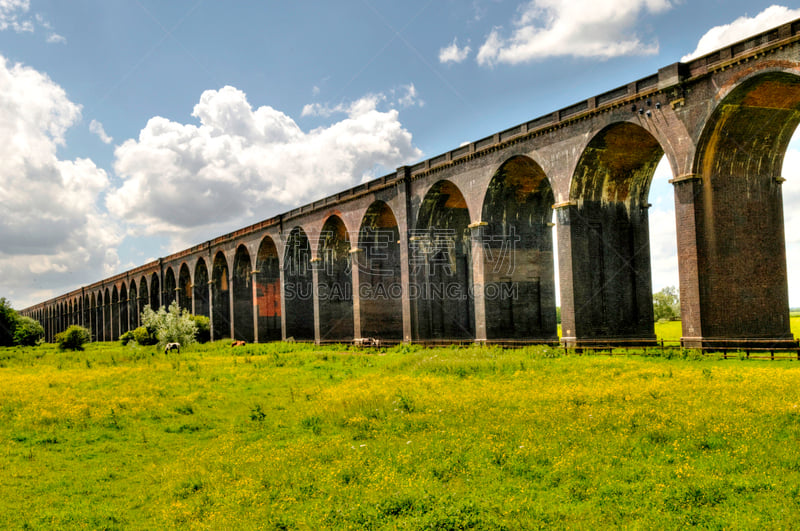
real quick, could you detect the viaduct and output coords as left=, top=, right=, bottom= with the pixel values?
left=21, top=19, right=800, bottom=348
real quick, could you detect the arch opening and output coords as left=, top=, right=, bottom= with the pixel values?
left=138, top=277, right=149, bottom=316
left=233, top=246, right=254, bottom=342
left=482, top=156, right=557, bottom=340
left=194, top=259, right=210, bottom=318
left=164, top=267, right=177, bottom=309
left=284, top=228, right=314, bottom=340
left=358, top=201, right=402, bottom=340
left=318, top=216, right=354, bottom=341
left=94, top=292, right=103, bottom=341
left=150, top=273, right=160, bottom=311
left=566, top=122, right=663, bottom=340
left=129, top=280, right=138, bottom=331
left=212, top=252, right=231, bottom=340
left=119, top=284, right=129, bottom=336
left=178, top=264, right=192, bottom=313
left=104, top=288, right=112, bottom=341
left=412, top=180, right=475, bottom=340
left=255, top=237, right=281, bottom=342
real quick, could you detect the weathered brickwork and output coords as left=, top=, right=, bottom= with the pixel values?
left=22, top=20, right=800, bottom=348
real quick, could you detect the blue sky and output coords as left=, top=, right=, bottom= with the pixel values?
left=1, top=0, right=800, bottom=309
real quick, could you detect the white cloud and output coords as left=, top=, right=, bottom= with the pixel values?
left=0, top=56, right=120, bottom=308
left=476, top=0, right=672, bottom=66
left=0, top=0, right=31, bottom=32
left=46, top=32, right=65, bottom=44
left=0, top=1, right=63, bottom=43
left=107, top=85, right=422, bottom=249
left=439, top=38, right=472, bottom=63
left=302, top=84, right=422, bottom=118
left=682, top=5, right=800, bottom=61
left=89, top=119, right=113, bottom=144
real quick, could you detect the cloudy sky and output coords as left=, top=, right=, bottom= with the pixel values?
left=1, top=1, right=800, bottom=310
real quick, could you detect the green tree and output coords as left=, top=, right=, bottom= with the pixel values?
left=13, top=316, right=45, bottom=346
left=56, top=325, right=92, bottom=351
left=0, top=297, right=18, bottom=347
left=653, top=286, right=680, bottom=322
left=190, top=314, right=210, bottom=343
left=140, top=302, right=197, bottom=348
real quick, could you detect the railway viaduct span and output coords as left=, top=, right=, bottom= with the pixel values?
left=22, top=19, right=800, bottom=348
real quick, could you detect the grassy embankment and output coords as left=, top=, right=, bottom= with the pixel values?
left=2, top=338, right=800, bottom=529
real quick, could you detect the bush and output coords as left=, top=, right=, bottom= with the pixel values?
left=0, top=297, right=18, bottom=347
left=56, top=325, right=91, bottom=351
left=132, top=326, right=158, bottom=346
left=190, top=315, right=210, bottom=343
left=13, top=316, right=44, bottom=346
left=140, top=302, right=197, bottom=348
left=120, top=330, right=136, bottom=345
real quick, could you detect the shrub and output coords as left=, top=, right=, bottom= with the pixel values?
left=56, top=325, right=91, bottom=351
left=0, top=297, right=18, bottom=347
left=140, top=302, right=197, bottom=348
left=13, top=316, right=44, bottom=346
left=132, top=326, right=158, bottom=346
left=190, top=315, right=210, bottom=343
left=120, top=330, right=136, bottom=345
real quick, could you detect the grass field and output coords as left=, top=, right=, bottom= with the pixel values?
left=653, top=316, right=800, bottom=342
left=2, top=340, right=800, bottom=529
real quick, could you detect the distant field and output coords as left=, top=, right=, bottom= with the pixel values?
left=1, top=341, right=800, bottom=528
left=653, top=316, right=800, bottom=342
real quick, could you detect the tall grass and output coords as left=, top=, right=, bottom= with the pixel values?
left=1, top=341, right=799, bottom=528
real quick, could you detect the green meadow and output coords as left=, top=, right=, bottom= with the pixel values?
left=2, top=338, right=800, bottom=529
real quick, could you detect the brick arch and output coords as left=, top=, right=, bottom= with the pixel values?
left=481, top=155, right=557, bottom=340
left=193, top=259, right=209, bottom=319
left=561, top=121, right=666, bottom=342
left=255, top=235, right=281, bottom=342
left=164, top=266, right=177, bottom=308
left=683, top=70, right=800, bottom=341
left=317, top=215, right=353, bottom=341
left=128, top=279, right=138, bottom=330
left=412, top=179, right=474, bottom=340
left=178, top=263, right=192, bottom=313
left=284, top=227, right=313, bottom=340
left=357, top=200, right=402, bottom=340
left=232, top=245, right=254, bottom=342
left=212, top=251, right=231, bottom=340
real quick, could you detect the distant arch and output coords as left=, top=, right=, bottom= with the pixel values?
left=233, top=245, right=254, bottom=342
left=178, top=263, right=192, bottom=313
left=567, top=121, right=664, bottom=339
left=194, top=259, right=210, bottom=318
left=318, top=215, right=353, bottom=341
left=412, top=180, right=474, bottom=340
left=111, top=286, right=120, bottom=340
left=358, top=201, right=402, bottom=340
left=103, top=288, right=112, bottom=341
left=119, top=283, right=129, bottom=336
left=150, top=273, right=160, bottom=311
left=284, top=227, right=314, bottom=340
left=129, top=279, right=138, bottom=330
left=212, top=252, right=231, bottom=340
left=255, top=236, right=281, bottom=342
left=481, top=155, right=557, bottom=340
left=164, top=267, right=177, bottom=308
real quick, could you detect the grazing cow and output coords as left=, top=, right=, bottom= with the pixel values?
left=164, top=342, right=181, bottom=354
left=354, top=337, right=381, bottom=347
left=231, top=340, right=246, bottom=347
